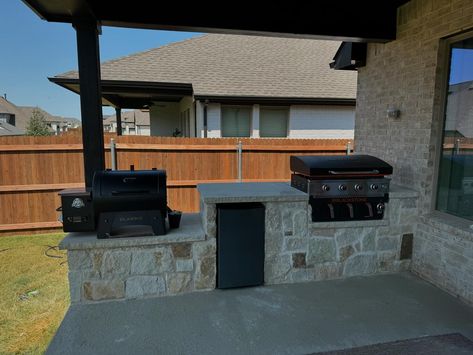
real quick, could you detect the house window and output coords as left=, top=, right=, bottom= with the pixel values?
left=0, top=113, right=11, bottom=124
left=260, top=107, right=289, bottom=137
left=436, top=34, right=473, bottom=221
left=221, top=106, right=251, bottom=137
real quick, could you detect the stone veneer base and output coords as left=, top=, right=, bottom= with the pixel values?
left=63, top=183, right=419, bottom=304
left=61, top=213, right=216, bottom=304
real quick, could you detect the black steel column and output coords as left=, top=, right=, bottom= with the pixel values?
left=115, top=107, right=122, bottom=136
left=74, top=21, right=105, bottom=188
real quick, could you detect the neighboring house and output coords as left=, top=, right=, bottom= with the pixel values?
left=104, top=109, right=151, bottom=136
left=0, top=121, right=23, bottom=136
left=0, top=96, right=20, bottom=128
left=0, top=96, right=80, bottom=135
left=51, top=34, right=357, bottom=139
left=19, top=106, right=80, bottom=135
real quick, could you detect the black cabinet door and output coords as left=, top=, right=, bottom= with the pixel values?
left=217, top=203, right=265, bottom=289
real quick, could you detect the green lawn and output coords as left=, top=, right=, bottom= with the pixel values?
left=0, top=233, right=69, bottom=354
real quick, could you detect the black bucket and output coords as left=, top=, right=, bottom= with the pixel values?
left=168, top=211, right=182, bottom=229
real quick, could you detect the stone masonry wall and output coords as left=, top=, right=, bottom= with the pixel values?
left=68, top=238, right=216, bottom=303
left=355, top=0, right=473, bottom=212
left=264, top=196, right=418, bottom=284
left=355, top=0, right=473, bottom=303
left=413, top=216, right=473, bottom=304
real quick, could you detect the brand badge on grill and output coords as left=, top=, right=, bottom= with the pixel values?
left=71, top=198, right=85, bottom=208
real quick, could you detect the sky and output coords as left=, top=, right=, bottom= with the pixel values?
left=450, top=48, right=473, bottom=85
left=0, top=1, right=200, bottom=119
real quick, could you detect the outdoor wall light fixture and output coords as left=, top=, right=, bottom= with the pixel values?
left=387, top=107, right=401, bottom=119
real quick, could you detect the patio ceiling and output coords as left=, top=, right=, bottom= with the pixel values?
left=48, top=78, right=194, bottom=109
left=23, top=0, right=409, bottom=43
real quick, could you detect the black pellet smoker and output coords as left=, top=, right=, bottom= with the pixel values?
left=58, top=166, right=172, bottom=238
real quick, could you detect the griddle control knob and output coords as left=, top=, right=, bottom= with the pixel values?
left=370, top=183, right=379, bottom=191
left=322, top=184, right=330, bottom=192
left=354, top=184, right=363, bottom=191
left=376, top=203, right=385, bottom=214
left=338, top=184, right=347, bottom=191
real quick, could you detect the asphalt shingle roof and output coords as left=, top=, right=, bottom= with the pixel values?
left=0, top=121, right=23, bottom=136
left=55, top=34, right=357, bottom=99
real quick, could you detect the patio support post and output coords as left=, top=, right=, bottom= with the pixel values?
left=73, top=20, right=105, bottom=189
left=115, top=107, right=122, bottom=136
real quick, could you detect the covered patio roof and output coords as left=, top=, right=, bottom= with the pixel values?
left=49, top=78, right=193, bottom=109
left=23, top=0, right=409, bottom=43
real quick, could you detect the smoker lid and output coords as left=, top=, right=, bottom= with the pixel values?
left=58, top=188, right=90, bottom=197
left=290, top=154, right=393, bottom=176
left=93, top=169, right=166, bottom=197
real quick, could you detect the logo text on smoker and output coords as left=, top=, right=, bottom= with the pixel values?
left=71, top=198, right=85, bottom=208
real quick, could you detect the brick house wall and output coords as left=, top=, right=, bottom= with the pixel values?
left=355, top=0, right=473, bottom=303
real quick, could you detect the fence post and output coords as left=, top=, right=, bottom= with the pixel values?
left=110, top=138, right=117, bottom=170
left=454, top=138, right=460, bottom=155
left=346, top=141, right=352, bottom=155
left=237, top=140, right=242, bottom=182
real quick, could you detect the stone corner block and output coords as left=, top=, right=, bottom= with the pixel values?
left=83, top=280, right=125, bottom=301
left=166, top=272, right=193, bottom=294
left=126, top=275, right=165, bottom=299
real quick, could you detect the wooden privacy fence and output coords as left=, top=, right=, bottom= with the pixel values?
left=0, top=136, right=352, bottom=235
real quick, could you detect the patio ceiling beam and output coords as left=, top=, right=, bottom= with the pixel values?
left=22, top=0, right=410, bottom=43
left=74, top=20, right=105, bottom=188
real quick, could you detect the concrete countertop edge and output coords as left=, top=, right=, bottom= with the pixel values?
left=200, top=196, right=308, bottom=204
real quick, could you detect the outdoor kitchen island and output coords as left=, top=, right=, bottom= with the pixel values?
left=61, top=182, right=418, bottom=304
left=199, top=182, right=418, bottom=286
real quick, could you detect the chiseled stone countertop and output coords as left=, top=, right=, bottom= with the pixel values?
left=59, top=213, right=205, bottom=250
left=389, top=184, right=418, bottom=199
left=197, top=182, right=308, bottom=203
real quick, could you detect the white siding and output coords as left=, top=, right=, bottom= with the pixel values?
left=193, top=103, right=355, bottom=138
left=206, top=103, right=221, bottom=138
left=195, top=100, right=204, bottom=137
left=137, top=126, right=150, bottom=136
left=289, top=105, right=355, bottom=139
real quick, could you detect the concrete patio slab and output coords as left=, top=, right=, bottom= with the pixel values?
left=47, top=273, right=473, bottom=355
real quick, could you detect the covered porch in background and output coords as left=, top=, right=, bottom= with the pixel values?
left=50, top=77, right=195, bottom=137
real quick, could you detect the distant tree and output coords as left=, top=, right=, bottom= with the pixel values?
left=26, top=108, right=51, bottom=136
